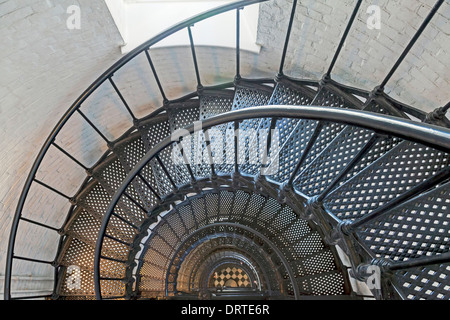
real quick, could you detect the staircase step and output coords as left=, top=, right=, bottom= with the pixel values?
left=357, top=180, right=450, bottom=262
left=324, top=140, right=450, bottom=221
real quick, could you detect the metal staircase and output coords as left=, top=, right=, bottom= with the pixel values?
left=4, top=0, right=450, bottom=300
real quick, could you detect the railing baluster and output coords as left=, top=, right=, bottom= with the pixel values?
left=203, top=129, right=217, bottom=177
left=52, top=142, right=88, bottom=171
left=100, top=255, right=127, bottom=264
left=137, top=173, right=162, bottom=201
left=326, top=0, right=363, bottom=78
left=20, top=217, right=60, bottom=233
left=286, top=122, right=324, bottom=187
left=109, top=77, right=136, bottom=121
left=123, top=191, right=148, bottom=214
left=33, top=179, right=71, bottom=201
left=236, top=8, right=241, bottom=81
left=234, top=120, right=240, bottom=173
left=187, top=26, right=202, bottom=89
left=178, top=143, right=196, bottom=181
left=316, top=134, right=379, bottom=202
left=344, top=167, right=450, bottom=233
left=261, top=117, right=278, bottom=175
left=378, top=0, right=444, bottom=90
left=76, top=109, right=111, bottom=144
left=104, top=234, right=131, bottom=247
left=111, top=212, right=139, bottom=230
left=156, top=155, right=177, bottom=188
left=144, top=49, right=169, bottom=104
left=14, top=255, right=54, bottom=265
left=278, top=0, right=298, bottom=76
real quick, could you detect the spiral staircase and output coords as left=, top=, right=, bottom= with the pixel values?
left=4, top=0, right=450, bottom=300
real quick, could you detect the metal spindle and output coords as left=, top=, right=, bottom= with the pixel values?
left=234, top=120, right=240, bottom=173
left=100, top=255, right=127, bottom=264
left=104, top=234, right=131, bottom=247
left=261, top=117, right=278, bottom=174
left=179, top=143, right=196, bottom=181
left=20, top=217, right=60, bottom=233
left=112, top=212, right=139, bottom=230
left=77, top=109, right=111, bottom=144
left=203, top=129, right=217, bottom=177
left=33, top=179, right=71, bottom=201
left=187, top=26, right=202, bottom=89
left=379, top=0, right=444, bottom=90
left=13, top=255, right=54, bottom=265
left=156, top=155, right=177, bottom=188
left=52, top=142, right=88, bottom=171
left=326, top=0, right=363, bottom=77
left=137, top=173, right=162, bottom=201
left=123, top=191, right=148, bottom=214
left=109, top=77, right=136, bottom=121
left=279, top=0, right=298, bottom=76
left=236, top=8, right=241, bottom=80
left=287, top=122, right=324, bottom=186
left=316, top=134, right=379, bottom=202
left=144, top=49, right=169, bottom=104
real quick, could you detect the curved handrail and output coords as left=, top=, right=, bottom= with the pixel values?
left=94, top=105, right=450, bottom=299
left=4, top=0, right=268, bottom=300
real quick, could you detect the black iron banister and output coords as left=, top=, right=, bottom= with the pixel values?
left=278, top=0, right=297, bottom=76
left=123, top=191, right=148, bottom=214
left=286, top=122, right=324, bottom=186
left=7, top=0, right=450, bottom=301
left=326, top=0, right=362, bottom=78
left=20, top=217, right=60, bottom=233
left=33, top=179, right=72, bottom=201
left=236, top=8, right=241, bottom=81
left=52, top=142, right=88, bottom=171
left=234, top=120, right=240, bottom=173
left=316, top=134, right=379, bottom=202
left=137, top=173, right=161, bottom=201
left=108, top=77, right=136, bottom=121
left=378, top=0, right=444, bottom=90
left=261, top=117, right=278, bottom=173
left=144, top=49, right=169, bottom=104
left=76, top=109, right=111, bottom=144
left=94, top=106, right=450, bottom=299
left=187, top=26, right=202, bottom=89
